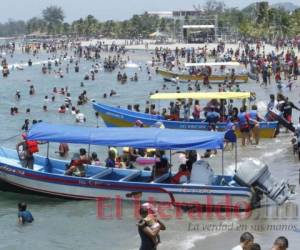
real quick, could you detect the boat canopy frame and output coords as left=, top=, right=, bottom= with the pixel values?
left=185, top=62, right=241, bottom=67
left=150, top=92, right=251, bottom=100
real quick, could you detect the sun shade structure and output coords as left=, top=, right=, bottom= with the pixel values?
left=27, top=123, right=224, bottom=150
left=185, top=62, right=241, bottom=67
left=150, top=92, right=251, bottom=100
left=182, top=25, right=215, bottom=29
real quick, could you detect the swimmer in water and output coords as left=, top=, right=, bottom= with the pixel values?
left=15, top=90, right=21, bottom=100
left=29, top=85, right=35, bottom=95
left=110, top=90, right=117, bottom=97
left=13, top=107, right=19, bottom=114
left=58, top=105, right=66, bottom=113
left=18, top=202, right=34, bottom=224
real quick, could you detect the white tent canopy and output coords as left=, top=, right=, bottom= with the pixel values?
left=182, top=25, right=215, bottom=29
left=149, top=31, right=169, bottom=38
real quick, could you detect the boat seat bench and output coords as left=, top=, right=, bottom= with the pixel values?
left=89, top=168, right=113, bottom=179
left=152, top=172, right=171, bottom=183
left=119, top=170, right=141, bottom=182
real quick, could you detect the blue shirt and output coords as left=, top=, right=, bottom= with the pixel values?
left=105, top=158, right=115, bottom=168
left=206, top=111, right=220, bottom=123
left=18, top=211, right=34, bottom=223
left=226, top=121, right=234, bottom=131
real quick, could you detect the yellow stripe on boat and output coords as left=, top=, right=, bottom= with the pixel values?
left=100, top=112, right=275, bottom=139
left=100, top=113, right=134, bottom=127
left=235, top=128, right=276, bottom=139
left=150, top=92, right=251, bottom=100
left=157, top=69, right=248, bottom=83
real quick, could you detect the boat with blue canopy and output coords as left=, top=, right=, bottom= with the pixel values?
left=0, top=123, right=291, bottom=209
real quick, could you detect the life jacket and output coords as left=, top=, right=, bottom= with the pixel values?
left=171, top=171, right=190, bottom=184
left=249, top=110, right=258, bottom=125
left=26, top=140, right=39, bottom=154
left=237, top=112, right=249, bottom=129
left=71, top=159, right=82, bottom=167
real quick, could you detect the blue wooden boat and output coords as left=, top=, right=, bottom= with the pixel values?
left=0, top=123, right=291, bottom=209
left=93, top=102, right=278, bottom=138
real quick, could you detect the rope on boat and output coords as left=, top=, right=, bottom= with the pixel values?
left=0, top=133, right=21, bottom=157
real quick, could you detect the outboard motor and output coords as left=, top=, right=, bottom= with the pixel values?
left=234, top=158, right=292, bottom=205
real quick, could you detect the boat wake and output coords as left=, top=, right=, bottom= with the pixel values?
left=260, top=148, right=285, bottom=160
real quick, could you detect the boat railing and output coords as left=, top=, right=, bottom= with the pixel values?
left=0, top=155, right=44, bottom=172
left=88, top=168, right=113, bottom=179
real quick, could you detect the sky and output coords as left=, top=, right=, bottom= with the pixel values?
left=0, top=0, right=298, bottom=23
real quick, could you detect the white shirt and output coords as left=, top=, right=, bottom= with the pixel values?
left=76, top=113, right=85, bottom=123
left=232, top=245, right=243, bottom=250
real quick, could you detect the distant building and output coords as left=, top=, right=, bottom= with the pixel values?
left=146, top=10, right=218, bottom=43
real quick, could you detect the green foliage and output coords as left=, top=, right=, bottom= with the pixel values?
left=42, top=6, right=65, bottom=25
left=0, top=2, right=299, bottom=39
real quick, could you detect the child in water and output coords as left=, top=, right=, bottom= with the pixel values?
left=18, top=202, right=34, bottom=224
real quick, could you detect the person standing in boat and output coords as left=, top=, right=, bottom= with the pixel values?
left=16, top=134, right=39, bottom=169
left=105, top=148, right=116, bottom=168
